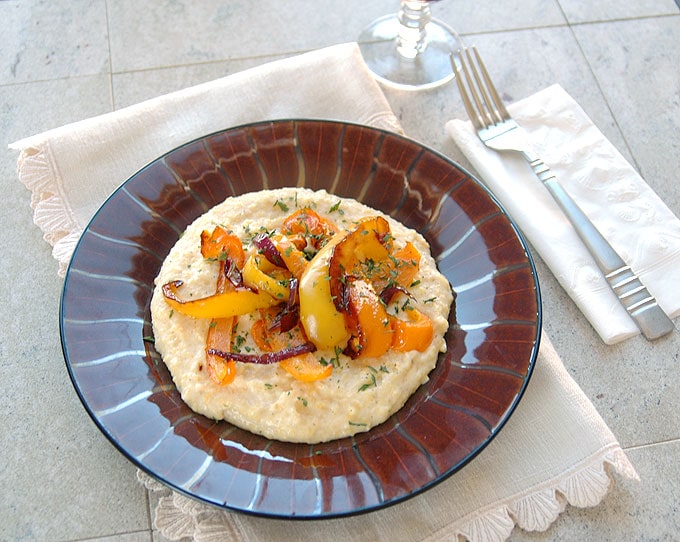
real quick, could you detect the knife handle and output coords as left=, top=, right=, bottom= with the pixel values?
left=524, top=151, right=675, bottom=340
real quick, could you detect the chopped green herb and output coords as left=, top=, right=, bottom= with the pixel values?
left=329, top=200, right=344, bottom=214
left=358, top=371, right=377, bottom=392
left=142, top=335, right=155, bottom=343
left=273, top=199, right=289, bottom=212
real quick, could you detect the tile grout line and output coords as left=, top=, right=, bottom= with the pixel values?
left=104, top=0, right=115, bottom=111
left=565, top=19, right=642, bottom=175
left=624, top=437, right=680, bottom=452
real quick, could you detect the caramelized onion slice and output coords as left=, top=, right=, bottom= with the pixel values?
left=207, top=342, right=316, bottom=365
left=379, top=284, right=413, bottom=306
left=253, top=232, right=286, bottom=268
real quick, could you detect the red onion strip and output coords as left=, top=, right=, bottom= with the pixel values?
left=379, top=284, right=413, bottom=305
left=207, top=342, right=316, bottom=365
left=253, top=233, right=286, bottom=268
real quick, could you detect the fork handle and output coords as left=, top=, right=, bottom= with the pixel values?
left=523, top=151, right=674, bottom=340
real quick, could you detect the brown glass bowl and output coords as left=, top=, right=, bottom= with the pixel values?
left=60, top=119, right=541, bottom=518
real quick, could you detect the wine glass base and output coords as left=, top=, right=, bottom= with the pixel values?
left=358, top=14, right=461, bottom=90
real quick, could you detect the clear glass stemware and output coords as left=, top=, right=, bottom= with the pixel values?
left=358, top=0, right=461, bottom=90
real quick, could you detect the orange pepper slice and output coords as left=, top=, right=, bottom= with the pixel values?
left=328, top=216, right=391, bottom=312
left=205, top=317, right=236, bottom=384
left=200, top=226, right=245, bottom=267
left=252, top=309, right=332, bottom=382
left=283, top=208, right=339, bottom=245
left=346, top=279, right=393, bottom=359
left=200, top=227, right=246, bottom=385
left=251, top=318, right=274, bottom=352
left=279, top=353, right=333, bottom=382
left=390, top=309, right=434, bottom=353
left=271, top=234, right=309, bottom=280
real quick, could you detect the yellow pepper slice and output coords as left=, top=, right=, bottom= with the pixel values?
left=242, top=254, right=291, bottom=302
left=298, top=233, right=351, bottom=350
left=162, top=280, right=279, bottom=319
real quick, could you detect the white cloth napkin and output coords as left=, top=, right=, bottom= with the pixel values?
left=446, top=84, right=680, bottom=345
left=11, top=44, right=637, bottom=541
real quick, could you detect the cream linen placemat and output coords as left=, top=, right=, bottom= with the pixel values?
left=446, top=85, right=680, bottom=345
left=10, top=43, right=637, bottom=541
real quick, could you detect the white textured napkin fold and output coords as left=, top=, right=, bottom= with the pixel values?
left=11, top=44, right=637, bottom=541
left=446, top=84, right=680, bottom=345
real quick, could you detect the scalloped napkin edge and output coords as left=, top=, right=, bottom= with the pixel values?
left=446, top=84, right=680, bottom=344
left=138, top=334, right=638, bottom=542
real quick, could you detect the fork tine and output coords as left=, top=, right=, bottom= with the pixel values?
left=460, top=49, right=495, bottom=129
left=464, top=47, right=500, bottom=126
left=451, top=51, right=484, bottom=131
left=471, top=46, right=510, bottom=122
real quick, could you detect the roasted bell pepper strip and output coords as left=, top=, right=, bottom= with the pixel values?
left=251, top=318, right=274, bottom=352
left=252, top=309, right=332, bottom=382
left=373, top=241, right=421, bottom=293
left=200, top=226, right=245, bottom=267
left=279, top=352, right=333, bottom=382
left=242, top=254, right=291, bottom=302
left=201, top=227, right=245, bottom=385
left=390, top=308, right=434, bottom=353
left=344, top=279, right=393, bottom=359
left=271, top=233, right=309, bottom=280
left=205, top=317, right=237, bottom=384
left=299, top=232, right=350, bottom=350
left=162, top=280, right=279, bottom=319
left=328, top=216, right=391, bottom=312
left=283, top=208, right=339, bottom=248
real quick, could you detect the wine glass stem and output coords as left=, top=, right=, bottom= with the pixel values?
left=397, top=1, right=432, bottom=59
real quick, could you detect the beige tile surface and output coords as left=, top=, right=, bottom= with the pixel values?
left=445, top=0, right=567, bottom=34
left=1, top=78, right=148, bottom=540
left=1, top=0, right=678, bottom=540
left=106, top=0, right=392, bottom=72
left=0, top=0, right=110, bottom=85
left=558, top=0, right=679, bottom=22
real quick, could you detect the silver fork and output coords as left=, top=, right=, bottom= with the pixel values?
left=451, top=46, right=674, bottom=341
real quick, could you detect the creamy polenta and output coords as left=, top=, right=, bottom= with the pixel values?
left=150, top=188, right=452, bottom=443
